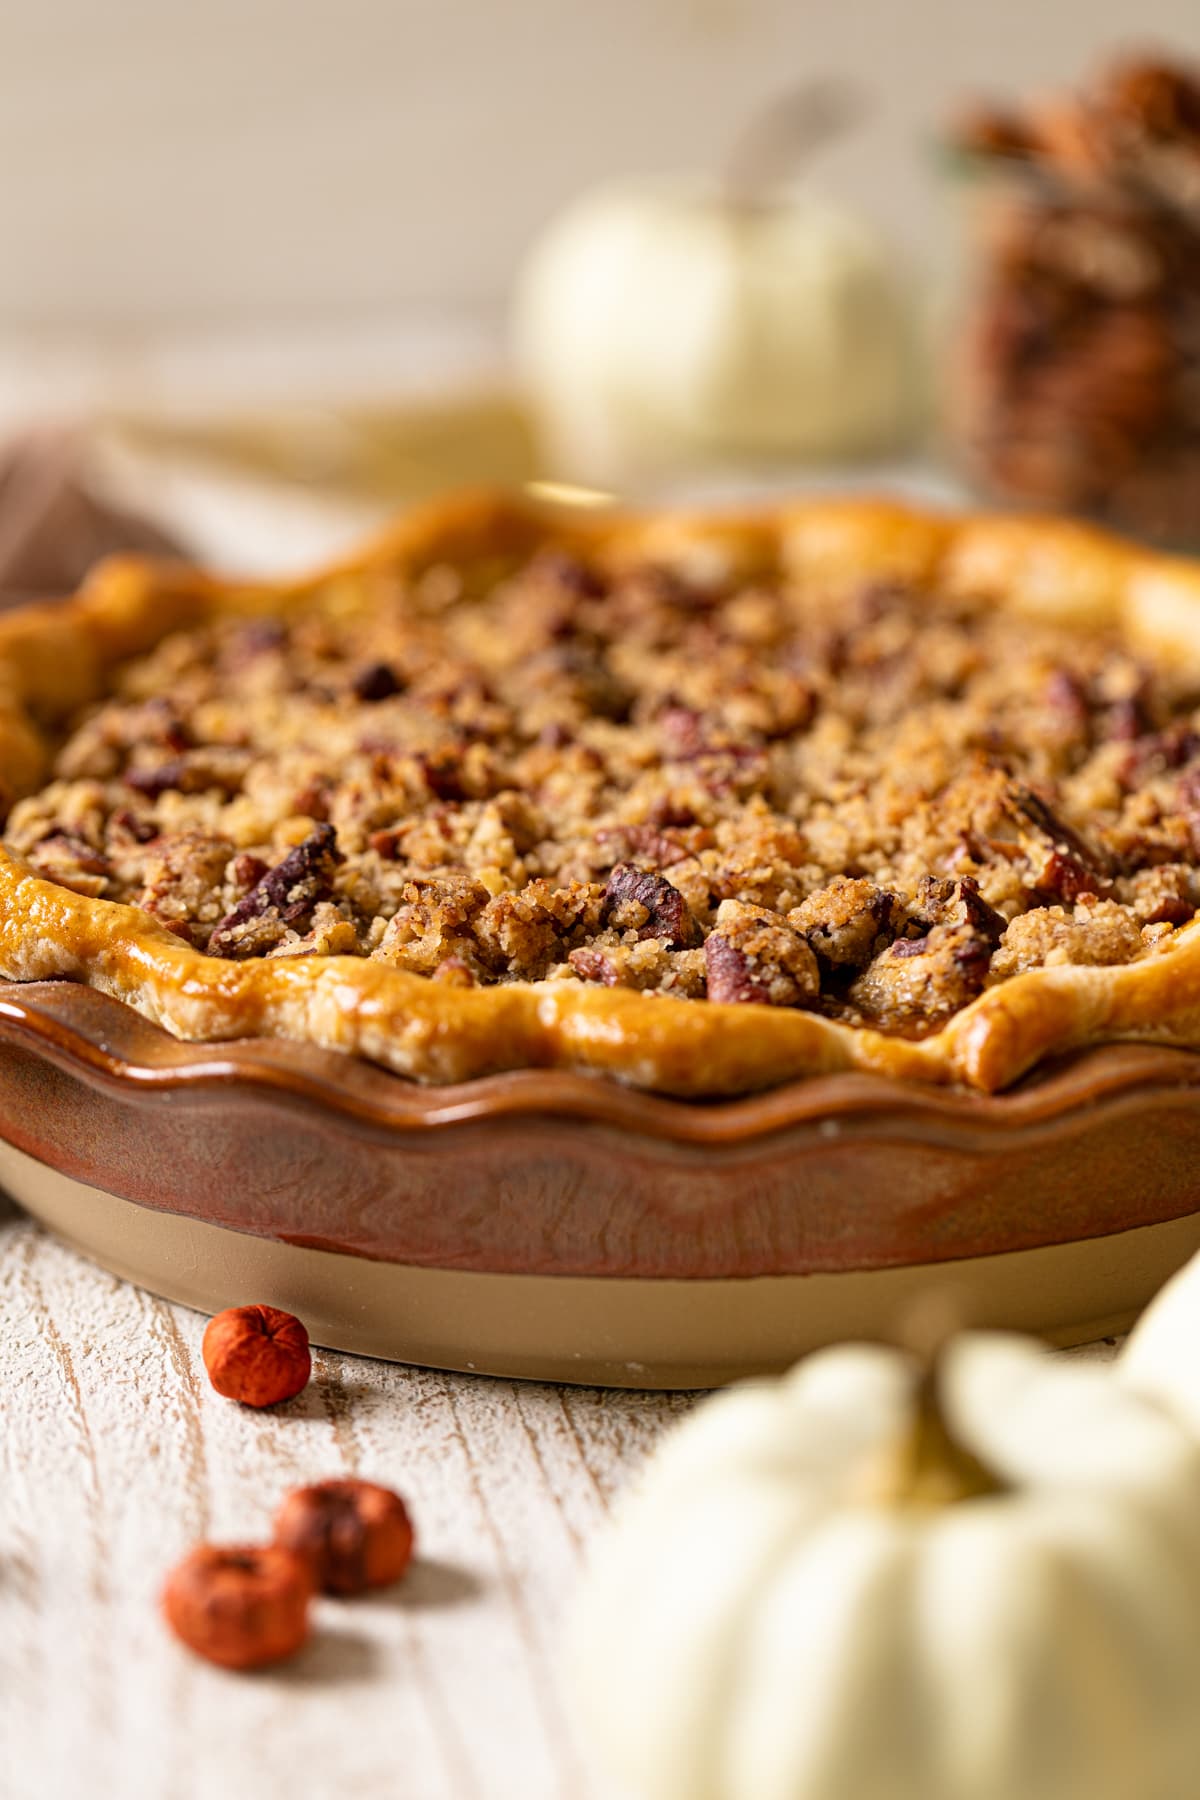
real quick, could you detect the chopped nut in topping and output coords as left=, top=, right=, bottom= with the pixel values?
left=602, top=863, right=699, bottom=948
left=208, top=825, right=343, bottom=960
left=789, top=877, right=897, bottom=970
left=848, top=878, right=1006, bottom=1032
left=705, top=899, right=820, bottom=1008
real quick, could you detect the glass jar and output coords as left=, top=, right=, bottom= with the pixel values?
left=946, top=126, right=1200, bottom=545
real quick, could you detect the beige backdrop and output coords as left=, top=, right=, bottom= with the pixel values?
left=2, top=1, right=1197, bottom=327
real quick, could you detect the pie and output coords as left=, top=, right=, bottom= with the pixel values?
left=3, top=489, right=1200, bottom=1096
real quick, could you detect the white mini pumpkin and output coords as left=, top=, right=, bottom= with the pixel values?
left=572, top=1334, right=1200, bottom=1800
left=513, top=181, right=917, bottom=487
left=1121, top=1246, right=1200, bottom=1438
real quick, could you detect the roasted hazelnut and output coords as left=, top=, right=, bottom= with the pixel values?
left=162, top=1543, right=312, bottom=1669
left=273, top=1478, right=415, bottom=1595
left=202, top=1304, right=312, bottom=1408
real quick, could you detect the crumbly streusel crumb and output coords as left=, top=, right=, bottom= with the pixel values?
left=7, top=548, right=1200, bottom=1038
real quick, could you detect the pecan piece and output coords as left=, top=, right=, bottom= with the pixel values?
left=292, top=778, right=332, bottom=821
left=1033, top=848, right=1106, bottom=904
left=352, top=661, right=404, bottom=702
left=568, top=946, right=621, bottom=987
left=1005, top=785, right=1112, bottom=897
left=108, top=808, right=158, bottom=846
left=1100, top=57, right=1200, bottom=143
left=1125, top=863, right=1196, bottom=927
left=704, top=899, right=819, bottom=1008
left=123, top=746, right=250, bottom=799
left=123, top=759, right=190, bottom=798
left=602, top=862, right=698, bottom=948
left=595, top=824, right=690, bottom=870
left=208, top=825, right=343, bottom=960
left=1118, top=722, right=1200, bottom=789
left=951, top=101, right=1038, bottom=162
left=1106, top=691, right=1155, bottom=746
left=705, top=934, right=764, bottom=1004
left=417, top=749, right=468, bottom=802
left=529, top=548, right=608, bottom=599
left=849, top=925, right=993, bottom=1033
left=1044, top=667, right=1092, bottom=734
left=226, top=619, right=286, bottom=662
left=647, top=796, right=699, bottom=829
left=888, top=929, right=993, bottom=988
left=231, top=852, right=269, bottom=890
left=909, top=875, right=1006, bottom=945
left=1006, top=788, right=1094, bottom=861
left=890, top=935, right=931, bottom=959
left=790, top=878, right=897, bottom=970
left=368, top=828, right=403, bottom=861
left=27, top=830, right=111, bottom=896
left=32, top=830, right=109, bottom=877
left=658, top=707, right=706, bottom=759
left=848, top=876, right=1004, bottom=1033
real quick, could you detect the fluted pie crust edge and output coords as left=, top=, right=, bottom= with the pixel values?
left=4, top=489, right=1200, bottom=1096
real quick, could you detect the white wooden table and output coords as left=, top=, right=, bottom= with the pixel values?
left=0, top=1191, right=1121, bottom=1800
left=0, top=1189, right=701, bottom=1800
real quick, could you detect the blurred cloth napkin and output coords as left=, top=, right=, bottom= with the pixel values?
left=0, top=430, right=180, bottom=605
left=87, top=389, right=536, bottom=575
left=0, top=319, right=538, bottom=580
left=0, top=306, right=966, bottom=604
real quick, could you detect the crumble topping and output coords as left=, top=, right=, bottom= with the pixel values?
left=7, top=546, right=1200, bottom=1039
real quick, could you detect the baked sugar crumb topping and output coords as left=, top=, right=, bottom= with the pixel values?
left=7, top=547, right=1200, bottom=1039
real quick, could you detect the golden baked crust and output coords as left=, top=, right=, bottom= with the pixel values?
left=5, top=488, right=1200, bottom=1095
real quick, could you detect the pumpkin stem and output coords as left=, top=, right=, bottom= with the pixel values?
left=854, top=1300, right=1011, bottom=1509
left=724, top=80, right=867, bottom=209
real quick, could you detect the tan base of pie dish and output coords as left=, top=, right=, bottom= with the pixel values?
left=8, top=1137, right=1200, bottom=1388
left=6, top=982, right=1200, bottom=1385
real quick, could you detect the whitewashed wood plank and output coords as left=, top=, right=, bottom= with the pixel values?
left=0, top=1191, right=1122, bottom=1800
left=0, top=1200, right=689, bottom=1800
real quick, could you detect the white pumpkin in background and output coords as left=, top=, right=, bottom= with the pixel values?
left=512, top=88, right=919, bottom=485
left=571, top=1333, right=1200, bottom=1800
left=1121, top=1246, right=1200, bottom=1438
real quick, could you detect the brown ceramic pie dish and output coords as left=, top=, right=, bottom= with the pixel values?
left=6, top=489, right=1200, bottom=1382
left=5, top=974, right=1200, bottom=1385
